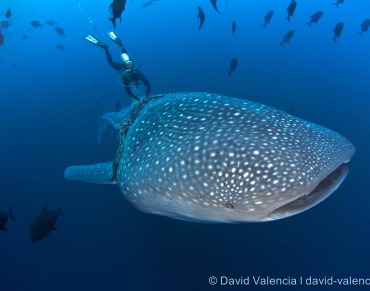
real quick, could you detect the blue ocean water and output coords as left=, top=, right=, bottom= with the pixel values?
left=0, top=0, right=369, bottom=290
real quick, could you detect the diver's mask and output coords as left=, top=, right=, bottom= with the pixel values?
left=125, top=60, right=134, bottom=71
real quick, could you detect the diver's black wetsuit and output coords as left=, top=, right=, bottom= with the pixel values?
left=103, top=47, right=151, bottom=101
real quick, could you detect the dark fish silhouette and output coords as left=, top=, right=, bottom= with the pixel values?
left=0, top=32, right=4, bottom=45
left=333, top=0, right=344, bottom=8
left=286, top=0, right=297, bottom=23
left=0, top=206, right=16, bottom=231
left=358, top=18, right=370, bottom=36
left=45, top=20, right=57, bottom=26
left=5, top=9, right=11, bottom=18
left=332, top=22, right=344, bottom=42
left=30, top=20, right=42, bottom=28
left=210, top=0, right=220, bottom=14
left=56, top=44, right=65, bottom=51
left=109, top=0, right=126, bottom=29
left=22, top=35, right=28, bottom=39
left=232, top=21, right=236, bottom=36
left=279, top=29, right=295, bottom=47
left=55, top=26, right=66, bottom=36
left=139, top=0, right=159, bottom=9
left=0, top=20, right=11, bottom=30
left=306, top=11, right=323, bottom=27
left=29, top=205, right=63, bottom=243
left=263, top=10, right=274, bottom=28
left=227, top=57, right=238, bottom=76
left=197, top=6, right=205, bottom=30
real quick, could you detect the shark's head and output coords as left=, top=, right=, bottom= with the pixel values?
left=65, top=92, right=355, bottom=223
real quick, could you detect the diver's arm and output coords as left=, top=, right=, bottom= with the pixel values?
left=103, top=47, right=122, bottom=71
left=140, top=72, right=151, bottom=96
left=123, top=77, right=140, bottom=101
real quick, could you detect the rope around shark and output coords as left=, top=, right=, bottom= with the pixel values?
left=110, top=94, right=166, bottom=182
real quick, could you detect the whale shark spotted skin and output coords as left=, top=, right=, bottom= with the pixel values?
left=65, top=92, right=355, bottom=223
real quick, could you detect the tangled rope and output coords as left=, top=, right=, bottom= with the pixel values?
left=110, top=94, right=165, bottom=182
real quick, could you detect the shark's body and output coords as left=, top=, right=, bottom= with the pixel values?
left=65, top=92, right=354, bottom=223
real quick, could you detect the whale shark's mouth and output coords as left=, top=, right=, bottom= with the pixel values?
left=269, top=163, right=349, bottom=220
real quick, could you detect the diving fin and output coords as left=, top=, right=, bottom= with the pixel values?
left=85, top=35, right=108, bottom=48
left=106, top=31, right=122, bottom=45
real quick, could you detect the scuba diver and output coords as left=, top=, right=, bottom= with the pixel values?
left=85, top=32, right=151, bottom=101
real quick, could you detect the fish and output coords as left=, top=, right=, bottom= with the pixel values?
left=109, top=0, right=126, bottom=29
left=232, top=21, right=236, bottom=36
left=56, top=44, right=65, bottom=51
left=0, top=206, right=16, bottom=231
left=139, top=0, right=159, bottom=9
left=332, top=22, right=344, bottom=42
left=306, top=11, right=323, bottom=27
left=210, top=0, right=221, bottom=14
left=286, top=0, right=297, bottom=23
left=30, top=20, right=42, bottom=28
left=64, top=92, right=355, bottom=223
left=45, top=20, right=57, bottom=26
left=358, top=18, right=370, bottom=36
left=197, top=6, right=205, bottom=30
left=0, top=20, right=11, bottom=30
left=228, top=58, right=238, bottom=76
left=0, top=32, right=3, bottom=45
left=55, top=26, right=66, bottom=36
left=5, top=8, right=11, bottom=18
left=279, top=29, right=295, bottom=47
left=333, top=0, right=344, bottom=8
left=263, top=10, right=274, bottom=28
left=29, top=205, right=63, bottom=243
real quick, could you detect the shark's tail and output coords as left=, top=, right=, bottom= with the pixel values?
left=358, top=31, right=363, bottom=37
left=58, top=204, right=64, bottom=216
left=93, top=86, right=108, bottom=144
left=333, top=3, right=339, bottom=8
left=306, top=22, right=312, bottom=27
left=65, top=162, right=115, bottom=184
left=332, top=37, right=337, bottom=43
left=263, top=23, right=267, bottom=28
left=8, top=205, right=15, bottom=222
left=286, top=17, right=290, bottom=23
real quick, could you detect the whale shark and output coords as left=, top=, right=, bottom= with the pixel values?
left=65, top=92, right=355, bottom=223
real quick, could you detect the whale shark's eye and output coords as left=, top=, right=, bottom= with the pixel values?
left=225, top=203, right=234, bottom=210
